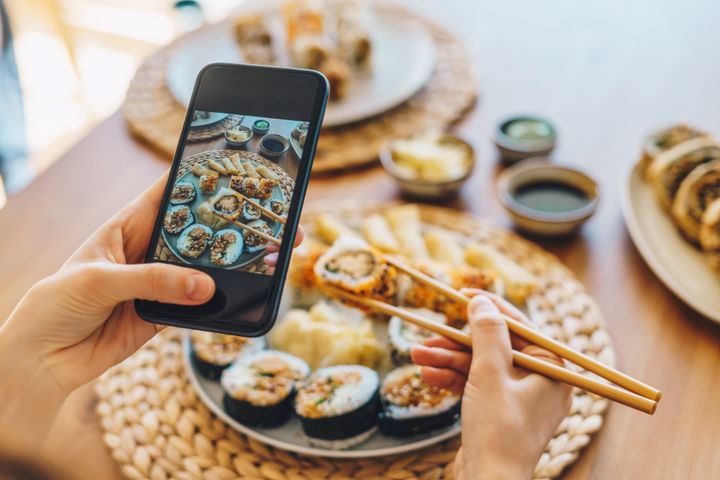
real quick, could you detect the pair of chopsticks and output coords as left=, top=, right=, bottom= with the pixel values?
left=234, top=192, right=286, bottom=225
left=210, top=211, right=282, bottom=245
left=321, top=255, right=661, bottom=414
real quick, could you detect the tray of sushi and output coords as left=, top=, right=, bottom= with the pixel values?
left=182, top=203, right=544, bottom=458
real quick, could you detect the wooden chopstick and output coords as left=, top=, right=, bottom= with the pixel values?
left=384, top=255, right=662, bottom=402
left=321, top=284, right=657, bottom=415
left=235, top=192, right=287, bottom=225
left=210, top=211, right=281, bottom=245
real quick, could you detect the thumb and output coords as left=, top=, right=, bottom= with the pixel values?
left=467, top=295, right=513, bottom=372
left=93, top=262, right=215, bottom=305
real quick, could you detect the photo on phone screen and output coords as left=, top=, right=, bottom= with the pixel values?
left=154, top=110, right=309, bottom=275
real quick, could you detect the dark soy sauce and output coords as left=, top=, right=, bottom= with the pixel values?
left=263, top=138, right=285, bottom=153
left=512, top=181, right=590, bottom=213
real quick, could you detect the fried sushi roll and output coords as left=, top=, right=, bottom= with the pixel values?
left=295, top=365, right=380, bottom=448
left=647, top=137, right=720, bottom=209
left=378, top=365, right=460, bottom=437
left=222, top=350, right=309, bottom=428
left=639, top=124, right=708, bottom=178
left=177, top=224, right=213, bottom=259
left=170, top=181, right=196, bottom=205
left=700, top=198, right=720, bottom=274
left=670, top=159, right=720, bottom=243
left=191, top=331, right=264, bottom=380
left=164, top=205, right=194, bottom=235
left=255, top=178, right=277, bottom=200
left=199, top=173, right=219, bottom=194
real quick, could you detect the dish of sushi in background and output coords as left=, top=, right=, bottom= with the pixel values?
left=160, top=152, right=290, bottom=270
left=494, top=115, right=557, bottom=164
left=190, top=110, right=229, bottom=128
left=182, top=203, right=544, bottom=457
left=165, top=0, right=436, bottom=128
left=622, top=125, right=720, bottom=323
left=496, top=159, right=599, bottom=236
left=379, top=131, right=475, bottom=200
left=290, top=121, right=309, bottom=159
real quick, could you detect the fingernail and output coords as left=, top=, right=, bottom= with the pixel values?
left=264, top=252, right=279, bottom=264
left=187, top=273, right=214, bottom=300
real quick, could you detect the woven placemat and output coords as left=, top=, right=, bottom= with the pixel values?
left=187, top=115, right=243, bottom=143
left=97, top=203, right=610, bottom=480
left=155, top=149, right=294, bottom=274
left=122, top=6, right=477, bottom=174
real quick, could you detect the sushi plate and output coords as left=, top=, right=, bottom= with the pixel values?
left=165, top=0, right=436, bottom=128
left=621, top=161, right=720, bottom=323
left=181, top=332, right=461, bottom=459
left=162, top=170, right=285, bottom=270
left=190, top=111, right=228, bottom=128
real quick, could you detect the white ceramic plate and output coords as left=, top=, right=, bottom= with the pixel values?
left=190, top=111, right=229, bottom=128
left=166, top=2, right=436, bottom=128
left=621, top=162, right=720, bottom=322
left=182, top=331, right=460, bottom=459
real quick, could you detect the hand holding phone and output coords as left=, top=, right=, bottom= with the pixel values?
left=136, top=64, right=328, bottom=336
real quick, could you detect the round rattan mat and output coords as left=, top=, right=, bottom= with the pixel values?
left=187, top=115, right=243, bottom=143
left=122, top=5, right=477, bottom=174
left=155, top=149, right=294, bottom=274
left=97, top=203, right=611, bottom=479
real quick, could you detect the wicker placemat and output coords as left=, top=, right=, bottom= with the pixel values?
left=187, top=115, right=243, bottom=143
left=122, top=6, right=477, bottom=174
left=97, top=204, right=611, bottom=480
left=155, top=149, right=294, bottom=274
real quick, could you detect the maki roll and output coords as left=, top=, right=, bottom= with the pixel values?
left=670, top=159, right=720, bottom=243
left=170, top=181, right=196, bottom=204
left=211, top=188, right=243, bottom=219
left=378, top=365, right=460, bottom=437
left=294, top=365, right=380, bottom=448
left=164, top=205, right=194, bottom=235
left=388, top=309, right=447, bottom=365
left=291, top=121, right=310, bottom=140
left=243, top=219, right=274, bottom=253
left=639, top=124, right=708, bottom=178
left=231, top=176, right=260, bottom=197
left=177, top=224, right=213, bottom=259
left=242, top=200, right=262, bottom=221
left=256, top=178, right=277, bottom=200
left=209, top=229, right=244, bottom=266
left=222, top=350, right=310, bottom=428
left=190, top=331, right=264, bottom=380
left=701, top=198, right=720, bottom=275
left=199, top=173, right=219, bottom=194
left=264, top=198, right=286, bottom=216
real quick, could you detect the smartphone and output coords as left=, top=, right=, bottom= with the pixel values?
left=136, top=63, right=328, bottom=336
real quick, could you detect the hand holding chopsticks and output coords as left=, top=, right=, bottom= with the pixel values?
left=319, top=254, right=661, bottom=415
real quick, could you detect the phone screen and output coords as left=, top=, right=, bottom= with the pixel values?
left=137, top=64, right=327, bottom=336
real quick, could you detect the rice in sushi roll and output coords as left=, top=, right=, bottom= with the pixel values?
left=191, top=331, right=264, bottom=380
left=378, top=365, right=460, bottom=437
left=177, top=224, right=213, bottom=259
left=222, top=350, right=310, bottom=428
left=170, top=181, right=196, bottom=204
left=294, top=365, right=380, bottom=448
left=388, top=309, right=447, bottom=365
left=264, top=198, right=286, bottom=216
left=243, top=219, right=274, bottom=253
left=211, top=188, right=243, bottom=218
left=164, top=205, right=194, bottom=234
left=242, top=200, right=262, bottom=221
left=209, top=229, right=244, bottom=266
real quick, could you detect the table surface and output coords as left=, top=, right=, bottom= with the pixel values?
left=2, top=0, right=720, bottom=478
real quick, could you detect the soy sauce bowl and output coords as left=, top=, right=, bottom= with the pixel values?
left=496, top=159, right=599, bottom=236
left=259, top=134, right=289, bottom=159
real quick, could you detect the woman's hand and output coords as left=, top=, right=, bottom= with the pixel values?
left=411, top=291, right=572, bottom=480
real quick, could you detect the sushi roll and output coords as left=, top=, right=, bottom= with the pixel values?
left=164, top=205, right=194, bottom=234
left=177, top=224, right=213, bottom=259
left=242, top=200, right=262, bottom=221
left=209, top=229, right=244, bottom=266
left=222, top=350, right=310, bottom=428
left=291, top=121, right=310, bottom=140
left=264, top=198, right=286, bottom=216
left=211, top=189, right=243, bottom=219
left=199, top=173, right=219, bottom=194
left=170, top=181, right=196, bottom=204
left=191, top=331, right=264, bottom=380
left=243, top=219, right=274, bottom=253
left=255, top=178, right=277, bottom=200
left=231, top=176, right=260, bottom=197
left=378, top=365, right=460, bottom=437
left=388, top=309, right=447, bottom=365
left=313, top=236, right=398, bottom=300
left=294, top=365, right=380, bottom=448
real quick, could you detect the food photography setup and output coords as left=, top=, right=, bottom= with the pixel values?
left=0, top=1, right=719, bottom=480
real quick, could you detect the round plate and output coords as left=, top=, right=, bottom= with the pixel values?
left=190, top=111, right=229, bottom=128
left=181, top=331, right=460, bottom=459
left=622, top=161, right=720, bottom=322
left=165, top=1, right=436, bottom=128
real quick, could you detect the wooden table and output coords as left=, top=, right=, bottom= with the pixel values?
left=2, top=0, right=720, bottom=478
